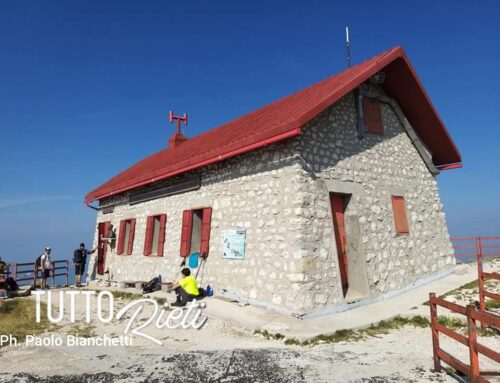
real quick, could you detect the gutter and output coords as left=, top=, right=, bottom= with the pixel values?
left=436, top=163, right=463, bottom=171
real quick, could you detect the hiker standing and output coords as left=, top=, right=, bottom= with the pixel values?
left=73, top=243, right=95, bottom=287
left=40, top=247, right=52, bottom=289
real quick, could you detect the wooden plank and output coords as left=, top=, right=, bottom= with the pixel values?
left=430, top=293, right=441, bottom=372
left=482, top=272, right=500, bottom=281
left=480, top=244, right=500, bottom=249
left=453, top=244, right=478, bottom=249
left=437, top=349, right=470, bottom=376
left=476, top=343, right=500, bottom=364
left=436, top=323, right=468, bottom=346
left=483, top=290, right=500, bottom=301
left=470, top=310, right=500, bottom=327
left=432, top=296, right=467, bottom=315
left=454, top=252, right=478, bottom=257
left=467, top=305, right=481, bottom=382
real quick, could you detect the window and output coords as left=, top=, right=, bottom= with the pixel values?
left=363, top=98, right=383, bottom=135
left=180, top=207, right=212, bottom=258
left=391, top=196, right=409, bottom=235
left=144, top=214, right=167, bottom=256
left=117, top=218, right=136, bottom=255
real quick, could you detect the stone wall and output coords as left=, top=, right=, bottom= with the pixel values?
left=89, top=140, right=313, bottom=314
left=292, top=91, right=455, bottom=313
left=88, top=89, right=455, bottom=316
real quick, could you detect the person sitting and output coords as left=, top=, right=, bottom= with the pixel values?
left=0, top=256, right=27, bottom=298
left=0, top=256, right=7, bottom=276
left=171, top=268, right=199, bottom=307
left=0, top=256, right=7, bottom=299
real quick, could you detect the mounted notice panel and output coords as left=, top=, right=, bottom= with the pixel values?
left=222, top=229, right=246, bottom=260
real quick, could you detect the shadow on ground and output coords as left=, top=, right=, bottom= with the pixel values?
left=0, top=348, right=450, bottom=383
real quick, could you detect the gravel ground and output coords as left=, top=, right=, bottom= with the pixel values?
left=1, top=323, right=498, bottom=382
left=1, top=261, right=499, bottom=383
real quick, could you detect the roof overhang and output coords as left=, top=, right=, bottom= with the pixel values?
left=85, top=46, right=461, bottom=204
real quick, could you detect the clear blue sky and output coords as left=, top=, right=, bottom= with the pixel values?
left=1, top=1, right=499, bottom=263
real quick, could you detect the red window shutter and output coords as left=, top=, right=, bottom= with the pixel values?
left=180, top=210, right=193, bottom=257
left=391, top=196, right=409, bottom=235
left=117, top=220, right=126, bottom=255
left=127, top=219, right=136, bottom=255
left=200, top=207, right=212, bottom=257
left=363, top=98, right=383, bottom=135
left=104, top=221, right=112, bottom=237
left=157, top=214, right=167, bottom=257
left=143, top=216, right=154, bottom=256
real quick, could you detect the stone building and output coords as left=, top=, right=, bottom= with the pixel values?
left=85, top=46, right=462, bottom=317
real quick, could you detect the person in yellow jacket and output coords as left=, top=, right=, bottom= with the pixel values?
left=171, top=268, right=199, bottom=307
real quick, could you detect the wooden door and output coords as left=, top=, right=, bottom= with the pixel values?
left=330, top=193, right=349, bottom=294
left=97, top=222, right=110, bottom=275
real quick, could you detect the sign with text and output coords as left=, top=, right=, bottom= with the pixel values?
left=222, top=229, right=246, bottom=260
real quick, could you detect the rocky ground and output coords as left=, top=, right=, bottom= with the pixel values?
left=0, top=260, right=499, bottom=383
left=0, top=327, right=475, bottom=383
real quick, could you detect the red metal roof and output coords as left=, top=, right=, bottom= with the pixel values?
left=85, top=46, right=461, bottom=203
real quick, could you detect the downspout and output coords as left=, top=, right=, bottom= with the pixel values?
left=85, top=201, right=99, bottom=211
left=354, top=87, right=366, bottom=139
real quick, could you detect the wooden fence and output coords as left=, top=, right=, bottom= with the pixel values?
left=451, top=236, right=500, bottom=322
left=429, top=293, right=499, bottom=382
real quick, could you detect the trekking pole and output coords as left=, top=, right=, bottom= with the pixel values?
left=195, top=253, right=207, bottom=280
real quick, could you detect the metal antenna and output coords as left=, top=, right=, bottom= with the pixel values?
left=169, top=111, right=188, bottom=135
left=345, top=26, right=351, bottom=68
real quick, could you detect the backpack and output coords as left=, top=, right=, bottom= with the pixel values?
left=5, top=277, right=18, bottom=291
left=198, top=287, right=206, bottom=298
left=142, top=277, right=160, bottom=294
left=35, top=255, right=43, bottom=268
left=73, top=249, right=85, bottom=263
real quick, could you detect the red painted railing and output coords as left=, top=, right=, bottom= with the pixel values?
left=451, top=237, right=500, bottom=322
left=0, top=260, right=69, bottom=289
left=429, top=293, right=499, bottom=383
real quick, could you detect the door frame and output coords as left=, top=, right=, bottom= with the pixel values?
left=329, top=192, right=350, bottom=296
left=97, top=221, right=111, bottom=275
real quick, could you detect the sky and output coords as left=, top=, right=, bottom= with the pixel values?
left=0, top=1, right=499, bottom=263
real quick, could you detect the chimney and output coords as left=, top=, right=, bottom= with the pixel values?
left=168, top=111, right=188, bottom=148
left=168, top=133, right=188, bottom=148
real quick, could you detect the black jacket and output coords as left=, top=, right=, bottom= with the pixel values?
left=73, top=248, right=94, bottom=263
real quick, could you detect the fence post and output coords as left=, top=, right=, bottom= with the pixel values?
left=12, top=263, right=17, bottom=280
left=476, top=237, right=486, bottom=329
left=33, top=264, right=37, bottom=288
left=65, top=261, right=69, bottom=287
left=429, top=293, right=441, bottom=372
left=52, top=262, right=56, bottom=287
left=466, top=305, right=480, bottom=383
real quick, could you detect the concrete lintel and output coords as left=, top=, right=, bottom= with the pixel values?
left=322, top=179, right=364, bottom=197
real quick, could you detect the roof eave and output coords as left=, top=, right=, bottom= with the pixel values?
left=84, top=126, right=302, bottom=203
